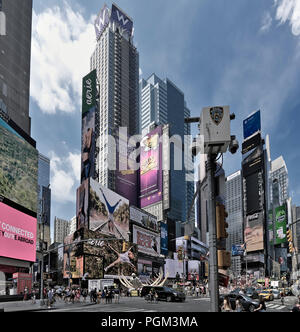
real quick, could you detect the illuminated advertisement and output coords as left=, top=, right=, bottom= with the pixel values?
left=132, top=225, right=160, bottom=257
left=243, top=110, right=261, bottom=140
left=275, top=205, right=287, bottom=245
left=89, top=178, right=130, bottom=241
left=0, top=117, right=38, bottom=213
left=130, top=206, right=158, bottom=232
left=83, top=229, right=138, bottom=277
left=275, top=247, right=288, bottom=272
left=111, top=4, right=133, bottom=36
left=232, top=245, right=245, bottom=257
left=160, top=222, right=168, bottom=256
left=115, top=133, right=138, bottom=206
left=244, top=212, right=264, bottom=252
left=0, top=202, right=37, bottom=262
left=140, top=126, right=163, bottom=208
left=76, top=179, right=89, bottom=230
left=94, top=4, right=110, bottom=40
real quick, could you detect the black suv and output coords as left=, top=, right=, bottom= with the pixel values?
left=141, top=286, right=186, bottom=302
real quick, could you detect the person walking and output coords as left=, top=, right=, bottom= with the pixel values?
left=196, top=286, right=200, bottom=297
left=101, top=289, right=106, bottom=304
left=235, top=298, right=243, bottom=312
left=31, top=289, right=36, bottom=304
left=254, top=295, right=267, bottom=312
left=114, top=288, right=120, bottom=304
left=47, top=288, right=53, bottom=309
left=280, top=290, right=285, bottom=306
left=82, top=288, right=88, bottom=303
left=23, top=287, right=28, bottom=302
left=221, top=296, right=232, bottom=312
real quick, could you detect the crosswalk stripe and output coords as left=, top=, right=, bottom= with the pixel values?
left=276, top=306, right=286, bottom=310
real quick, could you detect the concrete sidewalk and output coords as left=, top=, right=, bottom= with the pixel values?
left=0, top=299, right=96, bottom=312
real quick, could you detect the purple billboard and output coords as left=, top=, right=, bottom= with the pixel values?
left=140, top=126, right=163, bottom=208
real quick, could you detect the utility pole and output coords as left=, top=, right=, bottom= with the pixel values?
left=39, top=198, right=45, bottom=306
left=207, top=153, right=219, bottom=312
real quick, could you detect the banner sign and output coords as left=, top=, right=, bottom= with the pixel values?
left=243, top=110, right=261, bottom=140
left=275, top=205, right=287, bottom=245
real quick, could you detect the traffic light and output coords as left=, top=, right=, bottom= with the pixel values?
left=289, top=242, right=294, bottom=253
left=287, top=229, right=293, bottom=243
left=218, top=250, right=231, bottom=269
left=216, top=203, right=229, bottom=240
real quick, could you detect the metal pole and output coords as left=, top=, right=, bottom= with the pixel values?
left=40, top=199, right=45, bottom=306
left=207, top=154, right=219, bottom=312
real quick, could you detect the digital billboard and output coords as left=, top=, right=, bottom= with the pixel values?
left=0, top=117, right=38, bottom=214
left=130, top=206, right=158, bottom=232
left=275, top=247, right=288, bottom=272
left=242, top=132, right=261, bottom=155
left=132, top=225, right=160, bottom=257
left=94, top=4, right=110, bottom=40
left=245, top=172, right=261, bottom=215
left=275, top=205, right=287, bottom=245
left=111, top=4, right=133, bottom=36
left=140, top=126, right=163, bottom=208
left=76, top=179, right=89, bottom=230
left=242, top=145, right=264, bottom=178
left=232, top=245, right=245, bottom=257
left=115, top=133, right=138, bottom=206
left=63, top=232, right=83, bottom=279
left=244, top=212, right=264, bottom=253
left=0, top=202, right=37, bottom=262
left=82, top=229, right=138, bottom=277
left=89, top=178, right=130, bottom=241
left=160, top=222, right=168, bottom=256
left=243, top=110, right=261, bottom=140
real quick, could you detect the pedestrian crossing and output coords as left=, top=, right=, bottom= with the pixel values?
left=265, top=303, right=286, bottom=310
left=53, top=305, right=158, bottom=313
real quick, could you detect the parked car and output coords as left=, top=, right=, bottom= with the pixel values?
left=245, top=287, right=259, bottom=299
left=141, top=286, right=186, bottom=302
left=259, top=289, right=274, bottom=301
left=220, top=293, right=260, bottom=312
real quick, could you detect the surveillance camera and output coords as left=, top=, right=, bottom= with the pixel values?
left=229, top=136, right=239, bottom=154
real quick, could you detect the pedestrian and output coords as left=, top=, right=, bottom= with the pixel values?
left=97, top=289, right=102, bottom=304
left=291, top=301, right=300, bottom=312
left=281, top=291, right=285, bottom=306
left=101, top=289, right=106, bottom=304
left=47, top=288, right=53, bottom=309
left=70, top=289, right=75, bottom=304
left=235, top=298, right=243, bottom=312
left=221, top=296, right=232, bottom=312
left=105, top=288, right=109, bottom=304
left=254, top=295, right=267, bottom=312
left=196, top=286, right=200, bottom=297
left=82, top=288, right=87, bottom=303
left=114, top=288, right=120, bottom=304
left=108, top=288, right=113, bottom=304
left=23, top=287, right=28, bottom=301
left=31, top=289, right=36, bottom=304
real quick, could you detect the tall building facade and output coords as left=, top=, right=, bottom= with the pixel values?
left=90, top=4, right=139, bottom=191
left=0, top=0, right=32, bottom=135
left=225, top=170, right=244, bottom=277
left=37, top=153, right=51, bottom=248
left=54, top=217, right=69, bottom=244
left=140, top=74, right=194, bottom=225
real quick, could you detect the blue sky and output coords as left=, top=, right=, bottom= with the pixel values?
left=29, top=0, right=300, bottom=240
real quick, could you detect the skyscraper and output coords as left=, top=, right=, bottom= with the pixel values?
left=0, top=0, right=32, bottom=135
left=90, top=4, right=139, bottom=191
left=270, top=156, right=289, bottom=207
left=225, top=170, right=244, bottom=277
left=140, top=74, right=194, bottom=225
left=54, top=217, right=70, bottom=244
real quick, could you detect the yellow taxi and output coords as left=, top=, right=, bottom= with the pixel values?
left=259, top=289, right=274, bottom=301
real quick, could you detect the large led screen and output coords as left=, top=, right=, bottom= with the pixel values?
left=0, top=202, right=37, bottom=262
left=0, top=117, right=38, bottom=213
left=89, top=178, right=130, bottom=241
left=244, top=212, right=264, bottom=252
left=132, top=225, right=160, bottom=257
left=140, top=126, right=163, bottom=208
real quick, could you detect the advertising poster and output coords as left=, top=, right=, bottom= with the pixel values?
left=275, top=205, right=287, bottom=245
left=94, top=4, right=110, bottom=40
left=132, top=225, right=160, bottom=257
left=130, top=206, right=158, bottom=232
left=244, top=212, right=264, bottom=252
left=268, top=210, right=274, bottom=245
left=140, top=126, right=163, bottom=208
left=137, top=259, right=152, bottom=282
left=89, top=178, right=130, bottom=241
left=115, top=133, right=138, bottom=206
left=275, top=247, right=288, bottom=272
left=160, top=222, right=168, bottom=256
left=243, top=110, right=261, bottom=140
left=63, top=232, right=83, bottom=279
left=164, top=259, right=183, bottom=279
left=0, top=117, right=38, bottom=213
left=82, top=69, right=97, bottom=116
left=111, top=4, right=133, bottom=36
left=81, top=106, right=96, bottom=183
left=188, top=261, right=200, bottom=281
left=76, top=179, right=89, bottom=230
left=83, top=229, right=138, bottom=277
left=0, top=202, right=37, bottom=262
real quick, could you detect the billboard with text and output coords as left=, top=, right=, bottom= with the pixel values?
left=244, top=212, right=264, bottom=252
left=0, top=202, right=37, bottom=262
left=140, top=126, right=163, bottom=208
left=132, top=225, right=160, bottom=257
left=94, top=4, right=110, bottom=40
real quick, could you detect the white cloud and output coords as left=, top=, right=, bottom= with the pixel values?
left=31, top=1, right=96, bottom=114
left=274, top=0, right=300, bottom=36
left=49, top=150, right=81, bottom=203
left=260, top=12, right=273, bottom=33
